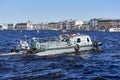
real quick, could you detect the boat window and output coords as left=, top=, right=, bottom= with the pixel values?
left=77, top=38, right=81, bottom=43
left=87, top=38, right=89, bottom=42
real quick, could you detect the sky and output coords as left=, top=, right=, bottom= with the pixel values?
left=0, top=0, right=120, bottom=23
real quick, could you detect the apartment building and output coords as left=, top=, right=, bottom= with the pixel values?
left=7, top=24, right=15, bottom=30
left=2, top=24, right=8, bottom=30
left=98, top=19, right=120, bottom=30
left=89, top=18, right=120, bottom=30
left=33, top=22, right=48, bottom=30
left=48, top=22, right=59, bottom=30
left=15, top=21, right=33, bottom=30
left=58, top=20, right=84, bottom=30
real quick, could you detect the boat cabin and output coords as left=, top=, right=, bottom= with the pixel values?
left=69, top=34, right=92, bottom=46
left=59, top=34, right=92, bottom=46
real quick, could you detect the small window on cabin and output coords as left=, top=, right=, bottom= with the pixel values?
left=87, top=38, right=89, bottom=42
left=77, top=38, right=81, bottom=43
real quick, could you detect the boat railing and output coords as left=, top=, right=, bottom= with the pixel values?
left=26, top=37, right=62, bottom=49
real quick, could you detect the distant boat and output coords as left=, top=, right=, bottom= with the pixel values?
left=51, top=29, right=59, bottom=31
left=37, top=30, right=40, bottom=33
left=60, top=29, right=67, bottom=33
left=99, top=30, right=106, bottom=32
left=109, top=27, right=120, bottom=32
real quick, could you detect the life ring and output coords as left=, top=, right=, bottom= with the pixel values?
left=35, top=42, right=41, bottom=49
left=74, top=44, right=80, bottom=52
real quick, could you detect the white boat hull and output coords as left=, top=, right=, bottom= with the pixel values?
left=109, top=28, right=120, bottom=32
left=0, top=33, right=102, bottom=56
left=0, top=46, right=93, bottom=56
left=35, top=46, right=93, bottom=56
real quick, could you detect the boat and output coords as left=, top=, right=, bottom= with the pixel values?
left=60, top=29, right=67, bottom=33
left=0, top=33, right=102, bottom=56
left=109, top=27, right=120, bottom=32
left=99, top=29, right=106, bottom=32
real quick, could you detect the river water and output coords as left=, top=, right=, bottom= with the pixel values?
left=0, top=30, right=120, bottom=80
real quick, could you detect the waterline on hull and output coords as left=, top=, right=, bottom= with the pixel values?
left=0, top=46, right=93, bottom=56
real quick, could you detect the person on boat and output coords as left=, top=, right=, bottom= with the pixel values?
left=61, top=34, right=70, bottom=42
left=10, top=46, right=17, bottom=52
left=93, top=41, right=99, bottom=51
left=19, top=40, right=30, bottom=50
left=74, top=44, right=80, bottom=52
left=30, top=37, right=41, bottom=51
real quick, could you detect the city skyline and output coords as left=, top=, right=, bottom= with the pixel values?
left=0, top=0, right=120, bottom=23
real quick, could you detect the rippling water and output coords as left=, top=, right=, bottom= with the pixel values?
left=0, top=30, right=120, bottom=80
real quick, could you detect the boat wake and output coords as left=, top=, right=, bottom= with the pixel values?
left=0, top=52, right=22, bottom=56
left=0, top=51, right=59, bottom=57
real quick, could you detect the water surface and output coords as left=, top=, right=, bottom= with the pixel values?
left=0, top=30, right=120, bottom=80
